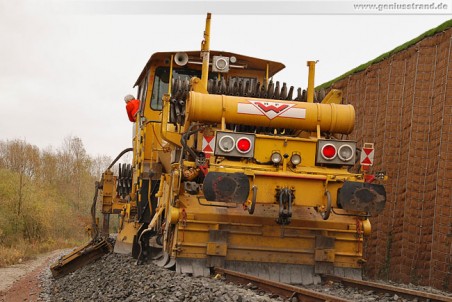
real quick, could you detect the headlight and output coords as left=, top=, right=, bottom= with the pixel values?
left=212, top=56, right=230, bottom=73
left=338, top=145, right=354, bottom=161
left=271, top=152, right=282, bottom=164
left=218, top=135, right=235, bottom=153
left=290, top=153, right=302, bottom=165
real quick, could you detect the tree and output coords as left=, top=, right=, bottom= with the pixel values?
left=91, top=154, right=113, bottom=179
left=0, top=168, right=19, bottom=244
left=40, top=147, right=58, bottom=186
left=0, top=140, right=40, bottom=231
left=0, top=136, right=106, bottom=263
left=57, top=136, right=94, bottom=211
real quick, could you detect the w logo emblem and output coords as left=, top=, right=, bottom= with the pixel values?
left=256, top=103, right=289, bottom=113
left=237, top=100, right=306, bottom=120
left=249, top=101, right=294, bottom=119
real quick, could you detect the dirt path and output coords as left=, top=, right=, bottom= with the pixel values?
left=0, top=250, right=66, bottom=302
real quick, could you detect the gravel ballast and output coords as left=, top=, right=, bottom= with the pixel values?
left=37, top=252, right=452, bottom=302
left=44, top=253, right=282, bottom=302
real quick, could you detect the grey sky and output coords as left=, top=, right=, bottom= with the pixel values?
left=0, top=0, right=450, bottom=157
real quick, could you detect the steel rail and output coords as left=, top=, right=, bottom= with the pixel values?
left=322, top=275, right=452, bottom=302
left=214, top=268, right=348, bottom=302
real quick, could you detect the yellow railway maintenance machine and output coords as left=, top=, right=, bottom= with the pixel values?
left=52, top=14, right=386, bottom=283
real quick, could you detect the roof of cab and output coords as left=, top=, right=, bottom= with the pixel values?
left=134, top=50, right=285, bottom=87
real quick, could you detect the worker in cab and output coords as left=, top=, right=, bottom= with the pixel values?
left=124, top=94, right=140, bottom=122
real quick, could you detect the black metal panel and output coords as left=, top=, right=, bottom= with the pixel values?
left=137, top=179, right=150, bottom=223
left=137, top=179, right=160, bottom=223
left=203, top=172, right=250, bottom=203
left=337, top=181, right=386, bottom=215
left=132, top=223, right=148, bottom=259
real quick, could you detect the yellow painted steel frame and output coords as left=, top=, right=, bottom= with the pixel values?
left=116, top=220, right=141, bottom=247
left=200, top=13, right=211, bottom=92
left=157, top=41, right=367, bottom=270
left=155, top=76, right=366, bottom=277
left=162, top=133, right=368, bottom=272
left=100, top=170, right=128, bottom=215
left=113, top=13, right=377, bottom=278
left=170, top=196, right=367, bottom=269
left=321, top=89, right=343, bottom=104
left=307, top=61, right=316, bottom=103
left=100, top=168, right=141, bottom=248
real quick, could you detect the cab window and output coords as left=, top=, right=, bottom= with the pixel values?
left=150, top=67, right=201, bottom=110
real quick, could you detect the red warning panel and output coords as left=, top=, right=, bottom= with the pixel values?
left=360, top=143, right=374, bottom=166
left=202, top=136, right=215, bottom=153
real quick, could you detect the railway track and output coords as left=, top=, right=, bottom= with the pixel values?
left=322, top=274, right=451, bottom=302
left=214, top=267, right=452, bottom=302
left=214, top=268, right=349, bottom=302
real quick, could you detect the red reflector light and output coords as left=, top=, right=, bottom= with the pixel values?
left=321, top=144, right=337, bottom=160
left=236, top=137, right=252, bottom=153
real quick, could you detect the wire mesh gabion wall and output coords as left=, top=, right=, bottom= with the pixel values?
left=330, top=28, right=452, bottom=291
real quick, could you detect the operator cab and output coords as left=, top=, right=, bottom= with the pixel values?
left=133, top=51, right=286, bottom=119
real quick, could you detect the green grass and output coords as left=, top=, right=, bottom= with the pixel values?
left=317, top=19, right=452, bottom=90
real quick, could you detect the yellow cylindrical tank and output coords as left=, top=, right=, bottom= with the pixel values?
left=186, top=92, right=355, bottom=134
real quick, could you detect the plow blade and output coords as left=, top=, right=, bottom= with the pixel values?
left=50, top=238, right=112, bottom=278
left=113, top=239, right=133, bottom=255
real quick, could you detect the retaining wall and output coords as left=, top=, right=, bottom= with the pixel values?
left=328, top=27, right=452, bottom=291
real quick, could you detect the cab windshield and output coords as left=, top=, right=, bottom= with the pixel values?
left=150, top=67, right=201, bottom=110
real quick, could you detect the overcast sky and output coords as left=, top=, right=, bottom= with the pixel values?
left=0, top=0, right=450, bottom=158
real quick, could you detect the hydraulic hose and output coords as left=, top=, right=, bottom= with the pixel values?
left=108, top=148, right=133, bottom=170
